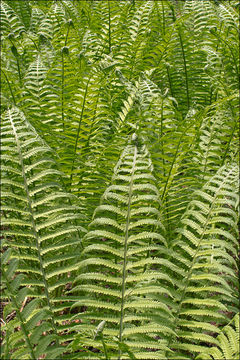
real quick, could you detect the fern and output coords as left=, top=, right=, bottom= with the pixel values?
left=70, top=138, right=174, bottom=359
left=0, top=0, right=25, bottom=38
left=1, top=107, right=85, bottom=356
left=196, top=313, right=240, bottom=360
left=167, top=164, right=239, bottom=358
left=5, top=0, right=32, bottom=31
left=1, top=249, right=59, bottom=359
left=0, top=1, right=239, bottom=359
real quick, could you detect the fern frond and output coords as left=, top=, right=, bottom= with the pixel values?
left=0, top=1, right=25, bottom=38
left=167, top=164, right=239, bottom=358
left=71, top=139, right=174, bottom=359
left=196, top=313, right=240, bottom=360
left=1, top=107, right=85, bottom=357
left=1, top=250, right=60, bottom=360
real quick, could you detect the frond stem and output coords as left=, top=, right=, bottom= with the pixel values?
left=1, top=70, right=16, bottom=105
left=118, top=145, right=137, bottom=359
left=64, top=22, right=71, bottom=47
left=70, top=76, right=91, bottom=183
left=161, top=131, right=183, bottom=202
left=221, top=113, right=237, bottom=167
left=108, top=0, right=111, bottom=53
left=178, top=28, right=190, bottom=110
left=61, top=51, right=65, bottom=131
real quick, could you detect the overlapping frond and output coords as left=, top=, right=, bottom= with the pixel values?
left=1, top=250, right=61, bottom=360
left=0, top=1, right=239, bottom=359
left=196, top=313, right=240, bottom=360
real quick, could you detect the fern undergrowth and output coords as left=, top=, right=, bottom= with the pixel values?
left=0, top=1, right=239, bottom=359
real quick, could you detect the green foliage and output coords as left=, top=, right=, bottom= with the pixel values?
left=70, top=139, right=173, bottom=359
left=1, top=1, right=238, bottom=359
left=196, top=313, right=240, bottom=360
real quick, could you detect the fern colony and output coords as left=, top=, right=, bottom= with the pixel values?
left=0, top=0, right=239, bottom=359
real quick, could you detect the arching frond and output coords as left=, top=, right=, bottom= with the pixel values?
left=71, top=138, right=174, bottom=359
left=1, top=107, right=85, bottom=357
left=167, top=164, right=239, bottom=358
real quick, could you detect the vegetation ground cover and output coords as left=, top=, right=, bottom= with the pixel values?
left=1, top=0, right=239, bottom=359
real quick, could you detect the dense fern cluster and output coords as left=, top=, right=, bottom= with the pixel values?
left=1, top=1, right=239, bottom=359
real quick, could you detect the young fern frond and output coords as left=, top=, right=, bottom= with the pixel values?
left=21, top=55, right=51, bottom=137
left=71, top=138, right=175, bottom=359
left=115, top=0, right=154, bottom=80
left=193, top=102, right=238, bottom=181
left=29, top=6, right=45, bottom=34
left=0, top=1, right=25, bottom=38
left=5, top=0, right=31, bottom=31
left=167, top=164, right=239, bottom=359
left=1, top=107, right=85, bottom=356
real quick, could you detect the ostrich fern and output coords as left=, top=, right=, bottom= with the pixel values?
left=70, top=138, right=174, bottom=359
left=1, top=1, right=239, bottom=359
